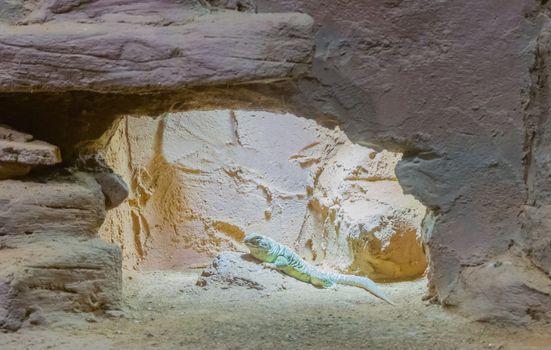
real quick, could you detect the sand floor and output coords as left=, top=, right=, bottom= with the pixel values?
left=1, top=270, right=551, bottom=350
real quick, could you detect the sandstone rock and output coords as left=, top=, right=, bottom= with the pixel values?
left=0, top=12, right=313, bottom=93
left=444, top=252, right=551, bottom=322
left=0, top=125, right=61, bottom=179
left=0, top=124, right=33, bottom=142
left=205, top=0, right=257, bottom=13
left=254, top=0, right=551, bottom=321
left=95, top=110, right=347, bottom=270
left=75, top=153, right=129, bottom=210
left=93, top=110, right=426, bottom=281
left=0, top=162, right=31, bottom=180
left=94, top=172, right=129, bottom=210
left=297, top=144, right=427, bottom=281
left=0, top=140, right=61, bottom=165
left=0, top=172, right=105, bottom=236
left=0, top=0, right=546, bottom=324
left=0, top=234, right=122, bottom=331
left=196, top=252, right=302, bottom=291
left=1, top=0, right=207, bottom=25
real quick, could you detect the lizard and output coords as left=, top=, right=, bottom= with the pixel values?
left=244, top=233, right=396, bottom=305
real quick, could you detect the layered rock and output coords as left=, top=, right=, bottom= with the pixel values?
left=0, top=172, right=122, bottom=330
left=0, top=10, right=313, bottom=92
left=0, top=172, right=105, bottom=236
left=0, top=233, right=122, bottom=331
left=0, top=124, right=61, bottom=179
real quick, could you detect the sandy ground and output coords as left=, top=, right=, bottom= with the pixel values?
left=1, top=270, right=551, bottom=350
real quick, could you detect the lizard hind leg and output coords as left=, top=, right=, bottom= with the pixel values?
left=310, top=276, right=335, bottom=289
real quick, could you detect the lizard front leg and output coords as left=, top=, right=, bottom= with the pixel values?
left=273, top=256, right=290, bottom=268
left=261, top=256, right=289, bottom=270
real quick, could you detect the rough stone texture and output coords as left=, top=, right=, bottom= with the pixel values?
left=449, top=251, right=551, bottom=322
left=0, top=11, right=313, bottom=92
left=1, top=0, right=205, bottom=25
left=94, top=111, right=347, bottom=270
left=0, top=161, right=31, bottom=180
left=0, top=124, right=33, bottom=142
left=0, top=124, right=61, bottom=179
left=0, top=140, right=61, bottom=165
left=196, top=252, right=303, bottom=292
left=94, top=172, right=129, bottom=210
left=523, top=18, right=551, bottom=282
left=204, top=0, right=257, bottom=13
left=296, top=144, right=427, bottom=282
left=0, top=233, right=122, bottom=331
left=0, top=172, right=105, bottom=236
left=250, top=0, right=551, bottom=322
left=0, top=170, right=121, bottom=331
left=75, top=153, right=129, bottom=210
left=1, top=0, right=549, bottom=323
left=92, top=110, right=426, bottom=282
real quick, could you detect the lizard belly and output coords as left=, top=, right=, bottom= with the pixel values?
left=279, top=265, right=311, bottom=283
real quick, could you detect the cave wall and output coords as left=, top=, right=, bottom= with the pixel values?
left=90, top=110, right=426, bottom=281
left=254, top=0, right=551, bottom=321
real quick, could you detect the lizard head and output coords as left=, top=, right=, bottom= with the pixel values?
left=243, top=234, right=274, bottom=261
left=243, top=234, right=271, bottom=250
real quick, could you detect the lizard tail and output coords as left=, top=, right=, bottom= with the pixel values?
left=335, top=274, right=396, bottom=305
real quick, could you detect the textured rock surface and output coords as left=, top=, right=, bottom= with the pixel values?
left=448, top=251, right=551, bottom=322
left=0, top=11, right=313, bottom=92
left=251, top=0, right=551, bottom=321
left=196, top=252, right=301, bottom=292
left=0, top=124, right=33, bottom=142
left=0, top=140, right=61, bottom=165
left=204, top=0, right=257, bottom=13
left=0, top=162, right=31, bottom=180
left=95, top=111, right=346, bottom=270
left=93, top=110, right=426, bottom=282
left=75, top=153, right=129, bottom=210
left=0, top=234, right=122, bottom=331
left=0, top=172, right=105, bottom=236
left=0, top=125, right=61, bottom=179
left=297, top=144, right=427, bottom=281
left=1, top=0, right=550, bottom=323
left=1, top=0, right=206, bottom=25
left=524, top=18, right=551, bottom=283
left=0, top=171, right=121, bottom=331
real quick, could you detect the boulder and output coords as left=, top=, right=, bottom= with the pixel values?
left=75, top=153, right=129, bottom=210
left=0, top=234, right=122, bottom=331
left=196, top=252, right=302, bottom=292
left=0, top=125, right=61, bottom=179
left=444, top=252, right=551, bottom=322
left=0, top=140, right=61, bottom=165
left=0, top=124, right=33, bottom=142
left=0, top=162, right=31, bottom=180
left=0, top=172, right=105, bottom=236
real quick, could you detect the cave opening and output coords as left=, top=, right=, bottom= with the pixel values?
left=87, top=108, right=429, bottom=284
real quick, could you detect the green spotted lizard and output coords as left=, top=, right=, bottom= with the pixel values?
left=244, top=233, right=395, bottom=305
